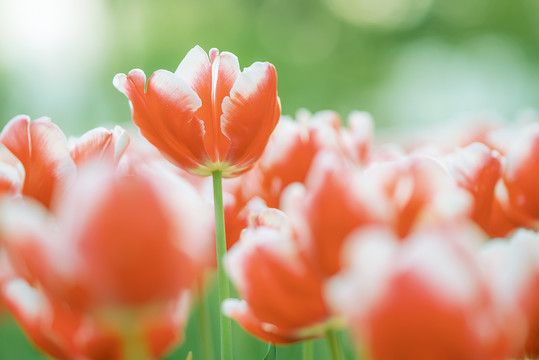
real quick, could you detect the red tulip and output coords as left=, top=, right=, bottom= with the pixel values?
left=480, top=230, right=539, bottom=358
left=444, top=142, right=536, bottom=237
left=68, top=125, right=129, bottom=167
left=224, top=207, right=330, bottom=343
left=364, top=155, right=472, bottom=239
left=114, top=45, right=280, bottom=177
left=504, top=123, right=539, bottom=220
left=0, top=161, right=212, bottom=358
left=243, top=111, right=343, bottom=208
left=281, top=151, right=385, bottom=277
left=328, top=224, right=524, bottom=360
left=0, top=278, right=190, bottom=360
left=0, top=115, right=76, bottom=208
left=222, top=111, right=343, bottom=248
left=0, top=116, right=130, bottom=209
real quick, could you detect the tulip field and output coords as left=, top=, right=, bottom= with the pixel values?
left=0, top=43, right=538, bottom=360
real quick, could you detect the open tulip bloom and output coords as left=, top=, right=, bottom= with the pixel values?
left=113, top=45, right=280, bottom=178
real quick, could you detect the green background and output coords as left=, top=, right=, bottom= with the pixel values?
left=0, top=0, right=538, bottom=136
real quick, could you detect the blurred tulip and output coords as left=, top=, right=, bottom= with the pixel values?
left=327, top=224, right=524, bottom=360
left=1, top=278, right=190, bottom=360
left=479, top=230, right=539, bottom=358
left=339, top=111, right=374, bottom=165
left=222, top=110, right=344, bottom=248
left=114, top=45, right=280, bottom=178
left=281, top=151, right=387, bottom=278
left=0, top=115, right=131, bottom=210
left=364, top=155, right=472, bottom=239
left=445, top=143, right=502, bottom=225
left=224, top=207, right=330, bottom=344
left=504, top=123, right=539, bottom=221
left=0, top=160, right=212, bottom=359
left=444, top=143, right=511, bottom=235
left=0, top=115, right=75, bottom=208
left=68, top=125, right=129, bottom=167
left=0, top=144, right=24, bottom=197
left=243, top=110, right=342, bottom=208
left=281, top=151, right=470, bottom=278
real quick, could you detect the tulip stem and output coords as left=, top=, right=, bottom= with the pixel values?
left=122, top=326, right=148, bottom=360
left=303, top=340, right=313, bottom=360
left=212, top=170, right=233, bottom=360
left=196, top=275, right=214, bottom=360
left=326, top=329, right=343, bottom=360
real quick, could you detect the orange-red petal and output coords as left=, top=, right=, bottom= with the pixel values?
left=114, top=69, right=208, bottom=173
left=221, top=62, right=280, bottom=175
left=0, top=116, right=75, bottom=208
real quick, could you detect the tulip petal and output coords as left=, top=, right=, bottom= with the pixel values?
left=175, top=45, right=212, bottom=95
left=221, top=62, right=280, bottom=175
left=69, top=126, right=130, bottom=166
left=207, top=51, right=238, bottom=161
left=446, top=143, right=503, bottom=235
left=175, top=46, right=224, bottom=162
left=1, top=279, right=77, bottom=360
left=222, top=299, right=307, bottom=344
left=0, top=116, right=75, bottom=208
left=0, top=145, right=25, bottom=195
left=115, top=68, right=208, bottom=172
left=0, top=115, right=31, bottom=167
left=176, top=47, right=238, bottom=163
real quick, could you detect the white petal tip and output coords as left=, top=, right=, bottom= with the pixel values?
left=113, top=73, right=127, bottom=92
left=221, top=298, right=244, bottom=317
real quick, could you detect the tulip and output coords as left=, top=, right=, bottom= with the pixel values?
left=363, top=155, right=472, bottom=239
left=113, top=45, right=280, bottom=178
left=444, top=142, right=535, bottom=237
left=223, top=206, right=330, bottom=344
left=222, top=111, right=343, bottom=248
left=0, top=115, right=76, bottom=208
left=1, top=278, right=191, bottom=360
left=327, top=224, right=524, bottom=360
left=243, top=110, right=343, bottom=208
left=280, top=152, right=470, bottom=278
left=68, top=125, right=129, bottom=167
left=479, top=230, right=539, bottom=358
left=0, top=160, right=212, bottom=359
left=504, top=123, right=539, bottom=220
left=281, top=150, right=385, bottom=277
left=0, top=115, right=130, bottom=209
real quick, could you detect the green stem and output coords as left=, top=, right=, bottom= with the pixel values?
left=326, top=329, right=343, bottom=360
left=303, top=340, right=313, bottom=360
left=196, top=275, right=214, bottom=360
left=123, top=326, right=148, bottom=360
left=212, top=170, right=233, bottom=360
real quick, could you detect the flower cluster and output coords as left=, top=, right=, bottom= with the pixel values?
left=0, top=115, right=214, bottom=359
left=0, top=46, right=538, bottom=360
left=222, top=111, right=539, bottom=359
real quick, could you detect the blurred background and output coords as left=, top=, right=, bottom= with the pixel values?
left=0, top=0, right=539, bottom=358
left=0, top=0, right=538, bottom=136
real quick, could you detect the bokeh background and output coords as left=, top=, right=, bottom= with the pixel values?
left=0, top=0, right=538, bottom=358
left=1, top=0, right=538, bottom=136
